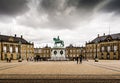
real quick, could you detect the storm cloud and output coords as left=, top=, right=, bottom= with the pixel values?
left=18, top=0, right=104, bottom=30
left=0, top=0, right=29, bottom=16
left=40, top=0, right=103, bottom=13
left=67, top=0, right=102, bottom=9
left=101, top=0, right=120, bottom=14
left=0, top=0, right=120, bottom=47
left=39, top=0, right=104, bottom=19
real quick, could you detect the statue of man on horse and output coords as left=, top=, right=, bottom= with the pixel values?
left=53, top=36, right=64, bottom=47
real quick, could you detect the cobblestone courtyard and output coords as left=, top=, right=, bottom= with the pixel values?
left=0, top=60, right=120, bottom=80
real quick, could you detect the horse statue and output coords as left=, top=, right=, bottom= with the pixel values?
left=53, top=36, right=64, bottom=47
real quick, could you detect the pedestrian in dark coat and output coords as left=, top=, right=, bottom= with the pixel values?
left=80, top=55, right=82, bottom=64
left=76, top=57, right=79, bottom=64
left=6, top=58, right=8, bottom=62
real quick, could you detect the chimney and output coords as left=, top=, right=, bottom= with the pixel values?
left=98, top=34, right=100, bottom=38
left=21, top=35, right=23, bottom=39
left=15, top=34, right=16, bottom=37
left=103, top=33, right=105, bottom=36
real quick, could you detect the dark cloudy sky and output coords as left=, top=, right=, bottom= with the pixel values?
left=0, top=0, right=120, bottom=47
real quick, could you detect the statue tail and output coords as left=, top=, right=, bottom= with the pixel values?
left=62, top=41, right=64, bottom=46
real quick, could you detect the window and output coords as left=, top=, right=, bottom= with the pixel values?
left=24, top=50, right=26, bottom=54
left=44, top=50, right=46, bottom=53
left=39, top=49, right=42, bottom=53
left=15, top=47, right=18, bottom=53
left=97, top=48, right=100, bottom=52
left=113, top=54, right=116, bottom=59
left=107, top=46, right=110, bottom=52
left=90, top=49, right=92, bottom=52
left=73, top=54, right=75, bottom=57
left=114, top=46, right=117, bottom=52
left=47, top=50, right=49, bottom=53
left=102, top=47, right=104, bottom=52
left=10, top=46, right=12, bottom=53
left=73, top=50, right=75, bottom=53
left=107, top=54, right=110, bottom=59
left=3, top=46, right=7, bottom=53
left=27, top=45, right=29, bottom=48
left=27, top=50, right=29, bottom=53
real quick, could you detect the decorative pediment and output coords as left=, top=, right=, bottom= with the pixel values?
left=105, top=35, right=112, bottom=41
left=9, top=37, right=14, bottom=42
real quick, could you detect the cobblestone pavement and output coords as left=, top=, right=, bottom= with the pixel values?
left=0, top=60, right=120, bottom=80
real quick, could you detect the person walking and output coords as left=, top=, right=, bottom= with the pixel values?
left=27, top=57, right=29, bottom=62
left=80, top=55, right=82, bottom=64
left=76, top=57, right=79, bottom=64
left=6, top=58, right=8, bottom=62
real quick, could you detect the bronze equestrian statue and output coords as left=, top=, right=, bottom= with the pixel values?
left=53, top=36, right=64, bottom=47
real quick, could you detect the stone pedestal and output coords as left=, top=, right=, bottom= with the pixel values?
left=51, top=47, right=66, bottom=61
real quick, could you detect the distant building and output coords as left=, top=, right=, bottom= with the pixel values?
left=86, top=33, right=120, bottom=60
left=34, top=46, right=51, bottom=60
left=66, top=44, right=85, bottom=60
left=34, top=44, right=85, bottom=61
left=0, top=34, right=34, bottom=60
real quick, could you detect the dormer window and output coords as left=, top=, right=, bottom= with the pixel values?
left=106, top=35, right=112, bottom=42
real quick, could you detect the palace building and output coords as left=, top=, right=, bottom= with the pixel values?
left=86, top=33, right=120, bottom=60
left=34, top=44, right=86, bottom=61
left=0, top=34, right=34, bottom=60
left=34, top=46, right=51, bottom=60
left=66, top=44, right=85, bottom=60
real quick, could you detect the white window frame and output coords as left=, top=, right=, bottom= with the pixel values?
left=102, top=47, right=104, bottom=52
left=3, top=46, right=7, bottom=53
left=10, top=46, right=13, bottom=53
left=107, top=46, right=110, bottom=52
left=114, top=46, right=117, bottom=52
